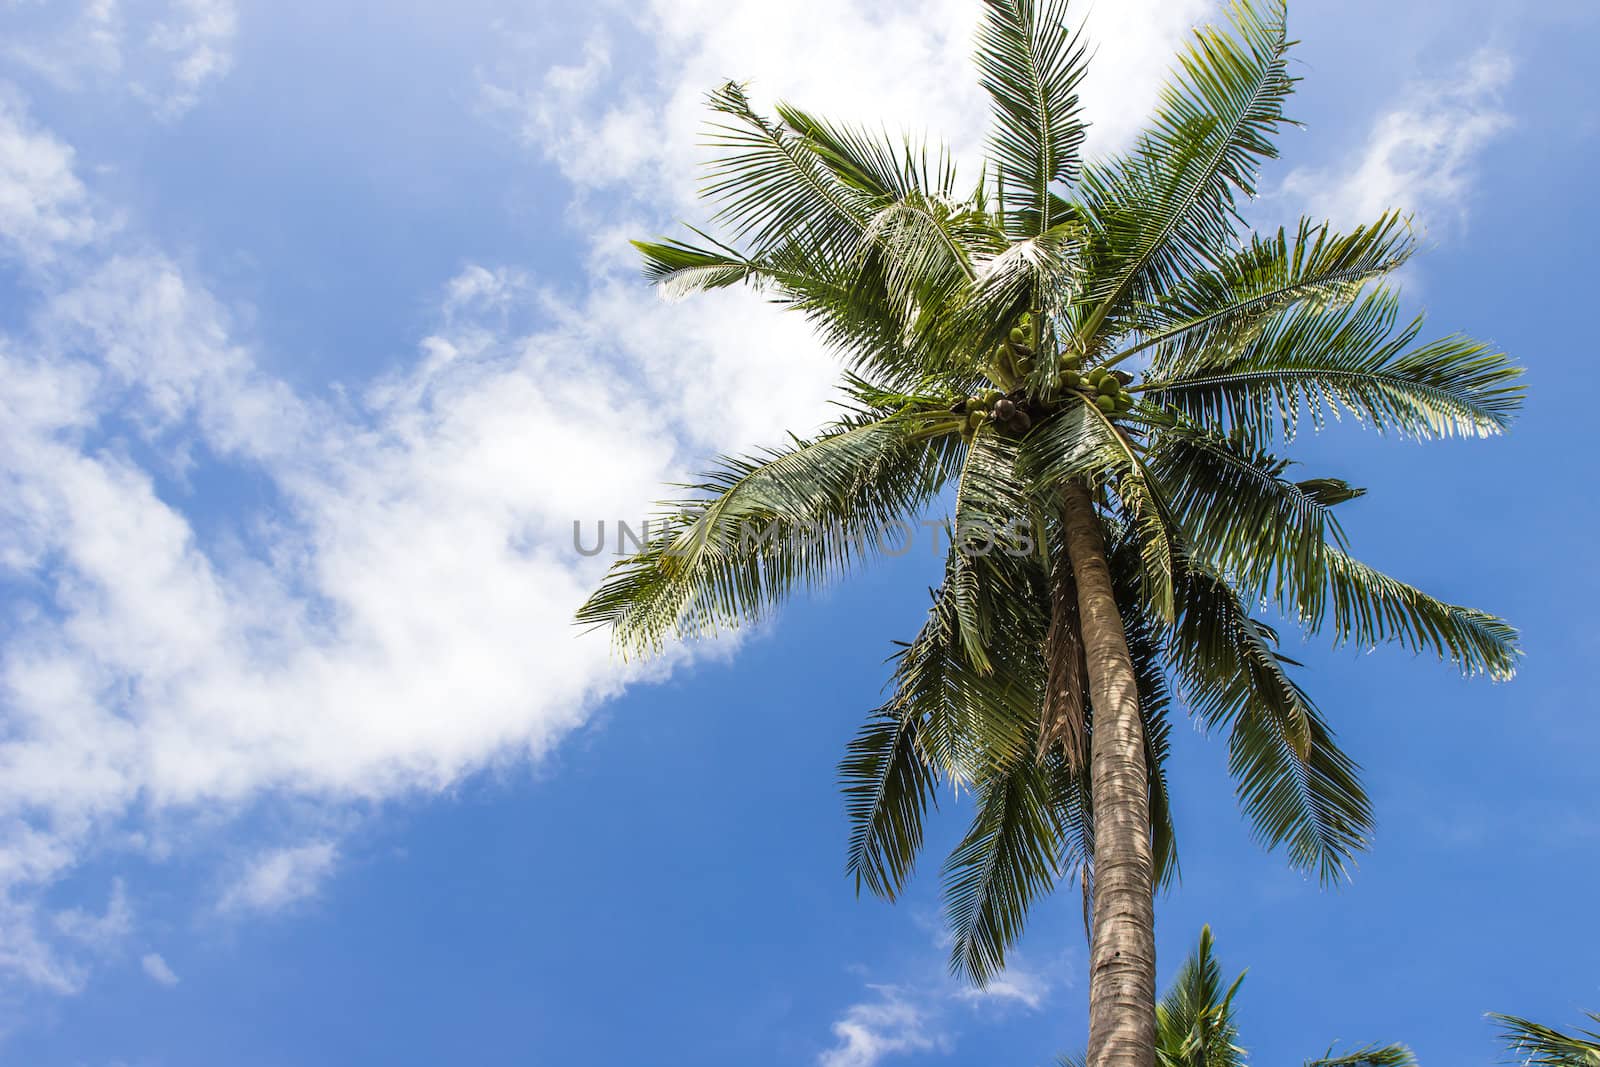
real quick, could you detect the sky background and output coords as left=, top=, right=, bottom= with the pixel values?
left=0, top=0, right=1596, bottom=1064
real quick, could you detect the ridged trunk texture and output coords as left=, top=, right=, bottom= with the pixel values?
left=1060, top=481, right=1156, bottom=1067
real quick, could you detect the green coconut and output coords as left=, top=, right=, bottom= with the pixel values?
left=967, top=410, right=986, bottom=432
left=1095, top=394, right=1117, bottom=414
left=1009, top=326, right=1028, bottom=345
left=1061, top=369, right=1082, bottom=389
left=1098, top=376, right=1121, bottom=396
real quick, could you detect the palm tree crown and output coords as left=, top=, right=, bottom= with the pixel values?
left=576, top=0, right=1521, bottom=1043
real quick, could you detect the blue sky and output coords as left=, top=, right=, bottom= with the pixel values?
left=0, top=1, right=1596, bottom=1064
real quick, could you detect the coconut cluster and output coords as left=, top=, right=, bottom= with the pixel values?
left=951, top=318, right=1137, bottom=441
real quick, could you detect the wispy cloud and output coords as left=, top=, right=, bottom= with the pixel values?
left=1278, top=49, right=1514, bottom=232
left=0, top=91, right=104, bottom=265
left=218, top=843, right=338, bottom=915
left=1, top=0, right=238, bottom=118
left=140, top=952, right=179, bottom=987
left=953, top=964, right=1053, bottom=1012
left=819, top=985, right=946, bottom=1067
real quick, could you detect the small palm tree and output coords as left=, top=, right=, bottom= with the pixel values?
left=1062, top=926, right=1416, bottom=1067
left=577, top=2, right=1522, bottom=1065
left=1492, top=1013, right=1600, bottom=1067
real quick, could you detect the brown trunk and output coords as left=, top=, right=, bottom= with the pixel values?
left=1059, top=480, right=1156, bottom=1067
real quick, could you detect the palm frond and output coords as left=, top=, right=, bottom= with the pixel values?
left=1171, top=559, right=1372, bottom=882
left=1307, top=1046, right=1419, bottom=1067
left=1076, top=0, right=1295, bottom=343
left=703, top=82, right=872, bottom=256
left=841, top=704, right=940, bottom=901
left=1145, top=288, right=1524, bottom=441
left=944, top=749, right=1064, bottom=985
left=576, top=408, right=961, bottom=651
left=1491, top=1013, right=1600, bottom=1067
left=1131, top=212, right=1415, bottom=374
left=1326, top=548, right=1521, bottom=680
left=1150, top=425, right=1349, bottom=620
left=776, top=103, right=958, bottom=201
left=975, top=0, right=1091, bottom=236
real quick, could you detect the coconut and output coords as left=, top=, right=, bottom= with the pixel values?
left=1009, top=326, right=1027, bottom=345
left=1095, top=394, right=1117, bottom=414
left=993, top=398, right=1016, bottom=419
left=1098, top=376, right=1121, bottom=396
left=1009, top=410, right=1033, bottom=434
left=967, top=410, right=986, bottom=433
left=1086, top=367, right=1107, bottom=386
left=1061, top=370, right=1082, bottom=389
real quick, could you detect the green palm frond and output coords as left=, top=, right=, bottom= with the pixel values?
left=1123, top=565, right=1182, bottom=890
left=1076, top=0, right=1295, bottom=343
left=948, top=429, right=1046, bottom=672
left=975, top=0, right=1090, bottom=237
left=1151, top=425, right=1351, bottom=618
left=944, top=748, right=1065, bottom=985
left=1492, top=1013, right=1600, bottom=1067
left=1131, top=212, right=1415, bottom=374
left=1326, top=548, right=1521, bottom=680
left=1172, top=560, right=1372, bottom=882
left=841, top=703, right=940, bottom=901
left=842, top=559, right=1049, bottom=901
left=1307, top=1045, right=1419, bottom=1067
left=703, top=81, right=871, bottom=256
left=577, top=408, right=961, bottom=650
left=1145, top=288, right=1524, bottom=441
left=776, top=103, right=959, bottom=202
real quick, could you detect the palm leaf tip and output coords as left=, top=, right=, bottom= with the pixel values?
left=1490, top=1013, right=1600, bottom=1067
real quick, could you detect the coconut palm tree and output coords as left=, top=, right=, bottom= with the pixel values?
left=1492, top=1013, right=1600, bottom=1067
left=575, top=2, right=1522, bottom=1065
left=1062, top=926, right=1417, bottom=1067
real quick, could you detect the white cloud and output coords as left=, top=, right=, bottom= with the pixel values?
left=0, top=94, right=784, bottom=990
left=139, top=951, right=178, bottom=986
left=953, top=964, right=1051, bottom=1011
left=1, top=0, right=237, bottom=118
left=218, top=842, right=338, bottom=915
left=1279, top=49, right=1514, bottom=231
left=0, top=90, right=103, bottom=264
left=482, top=0, right=1212, bottom=213
left=819, top=985, right=945, bottom=1067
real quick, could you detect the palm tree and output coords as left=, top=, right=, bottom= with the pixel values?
left=1492, top=1013, right=1600, bottom=1067
left=1062, top=926, right=1417, bottom=1067
left=576, top=2, right=1522, bottom=1064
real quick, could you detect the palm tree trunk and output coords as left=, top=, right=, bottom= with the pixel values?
left=1060, top=480, right=1156, bottom=1067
